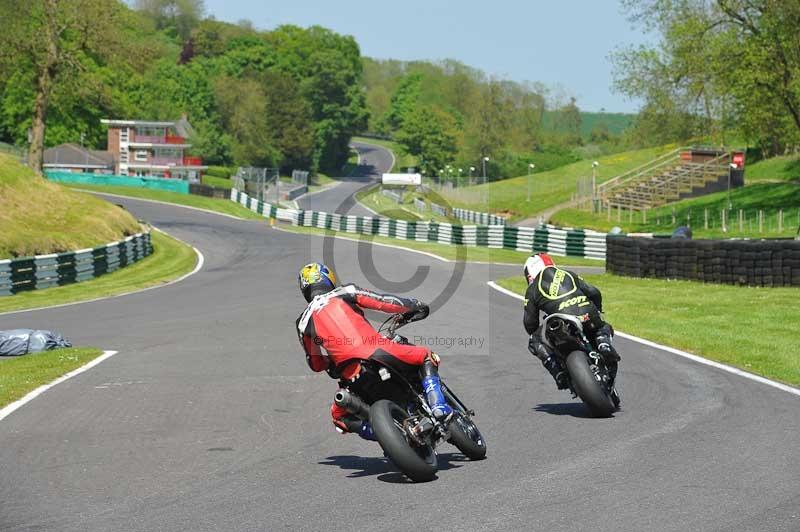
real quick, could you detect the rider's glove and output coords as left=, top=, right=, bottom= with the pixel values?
left=402, top=299, right=429, bottom=323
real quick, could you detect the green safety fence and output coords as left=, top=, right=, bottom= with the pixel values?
left=230, top=189, right=605, bottom=260
left=46, top=171, right=189, bottom=194
left=0, top=231, right=152, bottom=296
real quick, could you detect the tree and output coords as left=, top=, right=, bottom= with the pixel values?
left=261, top=71, right=314, bottom=171
left=0, top=0, right=127, bottom=173
left=382, top=72, right=423, bottom=131
left=214, top=76, right=279, bottom=166
left=614, top=0, right=800, bottom=151
left=468, top=80, right=512, bottom=162
left=396, top=105, right=458, bottom=177
left=558, top=97, right=583, bottom=145
left=135, top=0, right=205, bottom=41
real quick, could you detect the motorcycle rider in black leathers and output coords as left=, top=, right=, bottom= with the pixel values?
left=522, top=253, right=620, bottom=401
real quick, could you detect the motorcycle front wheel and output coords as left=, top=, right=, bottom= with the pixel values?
left=565, top=350, right=616, bottom=418
left=447, top=412, right=487, bottom=460
left=370, top=399, right=438, bottom=482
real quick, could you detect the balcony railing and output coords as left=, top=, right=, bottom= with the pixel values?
left=149, top=157, right=183, bottom=166
left=130, top=134, right=186, bottom=144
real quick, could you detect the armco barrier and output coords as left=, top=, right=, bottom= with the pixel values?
left=452, top=207, right=506, bottom=226
left=0, top=231, right=152, bottom=296
left=606, top=236, right=800, bottom=286
left=46, top=171, right=189, bottom=194
left=231, top=189, right=605, bottom=260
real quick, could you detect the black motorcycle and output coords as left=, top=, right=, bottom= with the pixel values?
left=542, top=313, right=620, bottom=417
left=333, top=313, right=486, bottom=482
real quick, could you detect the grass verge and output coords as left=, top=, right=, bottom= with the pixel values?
left=279, top=223, right=603, bottom=267
left=495, top=274, right=800, bottom=386
left=0, top=347, right=104, bottom=408
left=355, top=184, right=463, bottom=224
left=0, top=230, right=197, bottom=314
left=63, top=184, right=266, bottom=221
left=201, top=174, right=233, bottom=190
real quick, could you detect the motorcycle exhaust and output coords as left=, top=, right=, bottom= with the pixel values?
left=334, top=389, right=370, bottom=419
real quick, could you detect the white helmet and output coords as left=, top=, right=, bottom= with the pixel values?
left=523, top=253, right=555, bottom=284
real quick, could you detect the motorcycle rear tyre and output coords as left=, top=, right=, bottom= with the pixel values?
left=565, top=351, right=615, bottom=418
left=370, top=399, right=438, bottom=482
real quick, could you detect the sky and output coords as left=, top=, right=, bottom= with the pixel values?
left=203, top=0, right=657, bottom=113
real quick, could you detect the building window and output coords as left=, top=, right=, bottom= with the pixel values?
left=120, top=127, right=129, bottom=142
left=135, top=150, right=148, bottom=162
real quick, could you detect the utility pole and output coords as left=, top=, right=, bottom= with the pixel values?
left=80, top=132, right=88, bottom=173
left=591, top=161, right=599, bottom=212
left=527, top=163, right=535, bottom=202
left=728, top=163, right=736, bottom=210
left=482, top=156, right=490, bottom=206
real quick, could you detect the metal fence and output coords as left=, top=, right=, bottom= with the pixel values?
left=235, top=167, right=280, bottom=202
left=451, top=207, right=506, bottom=226
left=0, top=231, right=152, bottom=296
left=381, top=188, right=403, bottom=203
left=603, top=205, right=800, bottom=236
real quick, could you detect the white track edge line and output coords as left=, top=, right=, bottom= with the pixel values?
left=0, top=228, right=204, bottom=317
left=0, top=350, right=119, bottom=422
left=486, top=281, right=800, bottom=398
left=72, top=189, right=250, bottom=220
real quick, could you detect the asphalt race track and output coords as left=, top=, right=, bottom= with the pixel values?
left=0, top=159, right=799, bottom=531
left=296, top=140, right=393, bottom=216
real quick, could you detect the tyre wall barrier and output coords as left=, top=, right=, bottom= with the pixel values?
left=231, top=189, right=605, bottom=260
left=606, top=236, right=800, bottom=286
left=0, top=230, right=153, bottom=296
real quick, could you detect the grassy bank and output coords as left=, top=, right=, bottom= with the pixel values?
left=279, top=223, right=603, bottom=267
left=495, top=274, right=800, bottom=386
left=0, top=347, right=104, bottom=408
left=550, top=182, right=800, bottom=238
left=435, top=144, right=676, bottom=222
left=745, top=155, right=800, bottom=183
left=63, top=184, right=266, bottom=221
left=0, top=154, right=141, bottom=258
left=0, top=230, right=197, bottom=314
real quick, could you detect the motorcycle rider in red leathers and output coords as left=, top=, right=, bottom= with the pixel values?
left=296, top=262, right=452, bottom=440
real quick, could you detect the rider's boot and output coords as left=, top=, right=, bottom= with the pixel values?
left=358, top=421, right=377, bottom=441
left=421, top=358, right=453, bottom=421
left=606, top=360, right=621, bottom=409
left=595, top=330, right=621, bottom=362
left=542, top=356, right=569, bottom=390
